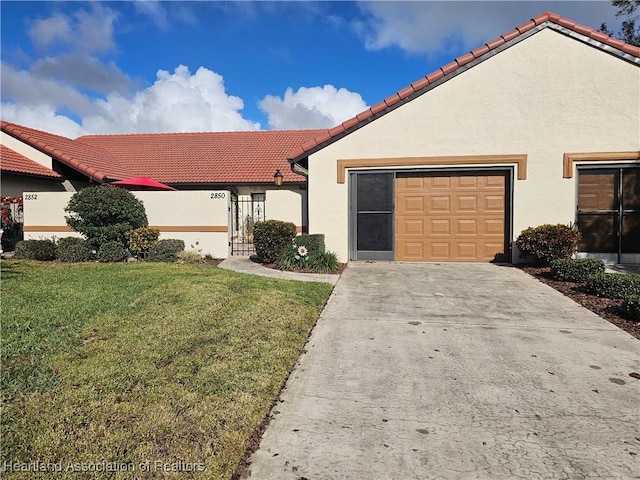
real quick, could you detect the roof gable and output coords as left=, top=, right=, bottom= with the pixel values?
left=0, top=144, right=63, bottom=179
left=287, top=11, right=640, bottom=163
left=1, top=121, right=129, bottom=182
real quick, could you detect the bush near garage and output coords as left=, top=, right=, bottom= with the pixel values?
left=147, top=239, right=185, bottom=262
left=56, top=237, right=95, bottom=263
left=307, top=250, right=339, bottom=273
left=129, top=227, right=160, bottom=259
left=65, top=186, right=147, bottom=249
left=253, top=220, right=296, bottom=263
left=97, top=241, right=130, bottom=263
left=515, top=223, right=581, bottom=265
left=584, top=273, right=640, bottom=299
left=622, top=295, right=640, bottom=321
left=550, top=258, right=605, bottom=283
left=14, top=240, right=57, bottom=261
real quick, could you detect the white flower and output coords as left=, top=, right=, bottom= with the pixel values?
left=297, top=246, right=308, bottom=257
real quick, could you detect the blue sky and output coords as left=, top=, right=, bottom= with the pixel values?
left=0, top=1, right=622, bottom=137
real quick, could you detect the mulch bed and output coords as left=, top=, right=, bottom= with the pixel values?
left=262, top=262, right=347, bottom=275
left=520, top=266, right=640, bottom=341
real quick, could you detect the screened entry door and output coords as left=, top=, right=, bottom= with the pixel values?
left=577, top=167, right=640, bottom=263
left=351, top=172, right=394, bottom=260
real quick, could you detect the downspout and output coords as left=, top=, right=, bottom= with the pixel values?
left=290, top=159, right=309, bottom=234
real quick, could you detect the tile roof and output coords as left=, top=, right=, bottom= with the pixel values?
left=0, top=144, right=63, bottom=179
left=1, top=121, right=128, bottom=182
left=287, top=11, right=640, bottom=163
left=77, top=129, right=327, bottom=184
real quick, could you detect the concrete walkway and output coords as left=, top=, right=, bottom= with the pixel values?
left=246, top=262, right=640, bottom=479
left=218, top=256, right=340, bottom=284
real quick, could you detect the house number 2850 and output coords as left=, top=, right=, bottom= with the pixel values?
left=210, top=192, right=225, bottom=199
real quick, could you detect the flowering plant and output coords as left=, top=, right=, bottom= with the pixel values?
left=294, top=245, right=308, bottom=260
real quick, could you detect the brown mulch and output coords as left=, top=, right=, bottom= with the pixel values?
left=520, top=266, right=640, bottom=341
left=261, top=262, right=347, bottom=275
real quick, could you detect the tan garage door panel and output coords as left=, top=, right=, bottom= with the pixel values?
left=396, top=174, right=506, bottom=261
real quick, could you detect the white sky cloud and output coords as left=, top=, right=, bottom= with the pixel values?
left=260, top=85, right=368, bottom=130
left=355, top=1, right=618, bottom=57
left=0, top=103, right=88, bottom=138
left=85, top=65, right=261, bottom=134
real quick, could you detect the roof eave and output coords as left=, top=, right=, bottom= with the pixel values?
left=287, top=13, right=640, bottom=164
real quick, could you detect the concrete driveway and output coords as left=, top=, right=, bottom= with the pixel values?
left=246, top=263, right=640, bottom=479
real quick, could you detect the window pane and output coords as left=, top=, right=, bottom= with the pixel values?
left=578, top=214, right=617, bottom=253
left=577, top=171, right=616, bottom=211
left=622, top=213, right=640, bottom=254
left=622, top=169, right=640, bottom=211
left=357, top=174, right=393, bottom=212
left=357, top=213, right=392, bottom=251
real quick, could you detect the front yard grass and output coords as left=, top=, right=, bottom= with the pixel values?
left=1, top=260, right=333, bottom=479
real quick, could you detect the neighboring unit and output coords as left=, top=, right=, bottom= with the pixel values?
left=287, top=12, right=640, bottom=263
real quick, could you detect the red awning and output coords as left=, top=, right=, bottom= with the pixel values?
left=109, top=176, right=177, bottom=191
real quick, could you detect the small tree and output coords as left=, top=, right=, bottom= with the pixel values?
left=65, top=186, right=147, bottom=249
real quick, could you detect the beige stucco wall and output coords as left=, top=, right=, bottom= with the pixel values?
left=23, top=190, right=231, bottom=258
left=265, top=188, right=303, bottom=230
left=307, top=29, right=640, bottom=262
left=1, top=131, right=53, bottom=170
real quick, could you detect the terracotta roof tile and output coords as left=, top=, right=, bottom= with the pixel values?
left=397, top=85, right=416, bottom=99
left=78, top=129, right=327, bottom=185
left=455, top=52, right=475, bottom=67
left=501, top=28, right=520, bottom=42
left=426, top=69, right=445, bottom=83
left=384, top=94, right=401, bottom=107
left=440, top=61, right=459, bottom=76
left=287, top=11, right=640, bottom=163
left=0, top=144, right=63, bottom=179
left=515, top=20, right=536, bottom=35
left=1, top=121, right=127, bottom=182
left=411, top=77, right=430, bottom=91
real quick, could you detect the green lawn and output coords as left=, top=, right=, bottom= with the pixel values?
left=1, top=260, right=333, bottom=479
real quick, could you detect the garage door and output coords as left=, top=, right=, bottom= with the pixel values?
left=395, top=173, right=507, bottom=261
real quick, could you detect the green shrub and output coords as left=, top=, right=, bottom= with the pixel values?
left=308, top=250, right=339, bottom=274
left=275, top=243, right=308, bottom=271
left=56, top=237, right=95, bottom=263
left=295, top=234, right=325, bottom=255
left=253, top=220, right=296, bottom=263
left=65, top=186, right=147, bottom=249
left=129, top=227, right=160, bottom=258
left=148, top=239, right=185, bottom=262
left=515, top=224, right=581, bottom=265
left=550, top=258, right=605, bottom=283
left=622, top=295, right=640, bottom=321
left=14, top=239, right=57, bottom=261
left=177, top=251, right=205, bottom=264
left=97, top=241, right=129, bottom=263
left=584, top=273, right=640, bottom=299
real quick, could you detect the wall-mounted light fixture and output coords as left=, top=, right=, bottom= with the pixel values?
left=274, top=169, right=283, bottom=188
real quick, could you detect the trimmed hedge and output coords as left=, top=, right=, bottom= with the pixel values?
left=550, top=258, right=605, bottom=283
left=253, top=220, right=296, bottom=263
left=56, top=237, right=95, bottom=263
left=584, top=273, right=640, bottom=299
left=515, top=224, right=580, bottom=265
left=295, top=234, right=325, bottom=255
left=148, top=239, right=185, bottom=262
left=65, top=186, right=147, bottom=248
left=97, top=241, right=129, bottom=263
left=14, top=240, right=57, bottom=261
left=622, top=295, right=640, bottom=321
